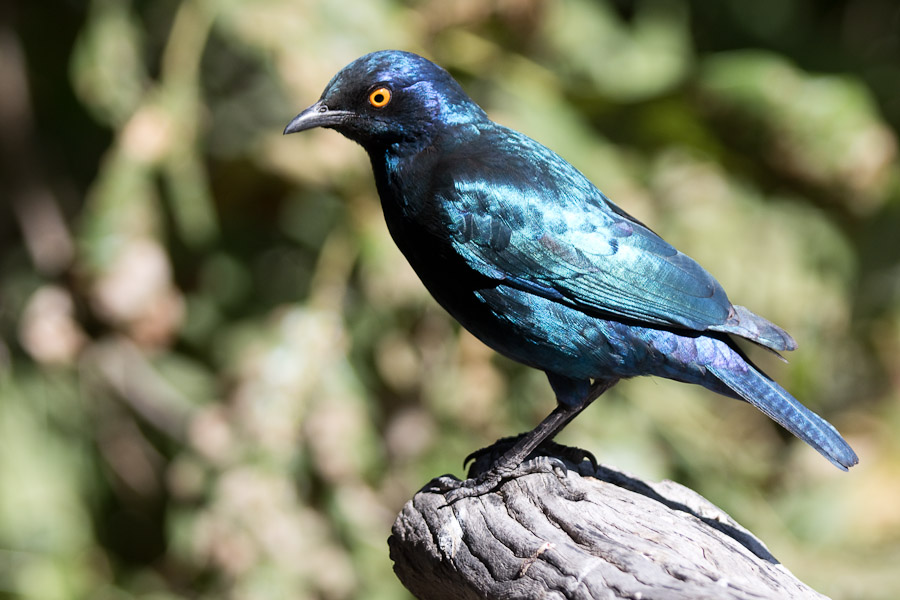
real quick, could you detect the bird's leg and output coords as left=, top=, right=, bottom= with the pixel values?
left=437, top=377, right=617, bottom=502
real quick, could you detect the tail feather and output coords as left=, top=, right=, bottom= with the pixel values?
left=710, top=305, right=798, bottom=353
left=708, top=364, right=858, bottom=470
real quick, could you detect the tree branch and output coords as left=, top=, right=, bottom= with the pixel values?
left=389, top=443, right=827, bottom=600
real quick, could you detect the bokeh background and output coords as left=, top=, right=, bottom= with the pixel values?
left=2, top=0, right=900, bottom=598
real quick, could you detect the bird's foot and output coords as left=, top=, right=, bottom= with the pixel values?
left=463, top=436, right=598, bottom=478
left=426, top=438, right=598, bottom=503
left=543, top=443, right=599, bottom=475
left=449, top=455, right=570, bottom=502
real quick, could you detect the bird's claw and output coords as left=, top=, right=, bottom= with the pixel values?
left=423, top=474, right=464, bottom=494
left=437, top=455, right=572, bottom=503
left=462, top=434, right=526, bottom=474
left=551, top=445, right=598, bottom=474
left=465, top=438, right=598, bottom=477
left=443, top=471, right=506, bottom=503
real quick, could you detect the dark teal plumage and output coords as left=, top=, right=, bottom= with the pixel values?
left=285, top=50, right=858, bottom=473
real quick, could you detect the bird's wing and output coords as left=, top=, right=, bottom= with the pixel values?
left=441, top=177, right=734, bottom=332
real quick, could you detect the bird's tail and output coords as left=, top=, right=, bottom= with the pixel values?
left=708, top=363, right=858, bottom=470
left=709, top=305, right=797, bottom=353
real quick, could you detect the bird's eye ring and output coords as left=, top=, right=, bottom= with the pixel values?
left=368, top=87, right=391, bottom=108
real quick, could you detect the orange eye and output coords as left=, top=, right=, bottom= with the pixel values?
left=368, top=87, right=391, bottom=108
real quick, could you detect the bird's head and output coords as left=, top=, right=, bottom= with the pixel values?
left=284, top=50, right=486, bottom=150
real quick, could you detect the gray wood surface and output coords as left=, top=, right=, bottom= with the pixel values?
left=389, top=444, right=828, bottom=600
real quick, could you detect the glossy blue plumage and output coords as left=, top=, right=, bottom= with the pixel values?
left=285, top=50, right=858, bottom=471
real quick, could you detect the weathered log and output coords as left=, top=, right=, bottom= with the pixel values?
left=389, top=442, right=827, bottom=600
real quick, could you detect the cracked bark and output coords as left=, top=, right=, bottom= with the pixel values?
left=389, top=443, right=828, bottom=600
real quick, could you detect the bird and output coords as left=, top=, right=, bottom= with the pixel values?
left=284, top=50, right=858, bottom=496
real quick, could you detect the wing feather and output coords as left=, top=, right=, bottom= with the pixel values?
left=437, top=133, right=733, bottom=331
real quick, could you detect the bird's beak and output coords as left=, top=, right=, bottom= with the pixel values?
left=283, top=100, right=352, bottom=134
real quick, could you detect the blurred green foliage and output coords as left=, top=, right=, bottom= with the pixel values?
left=2, top=1, right=900, bottom=599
